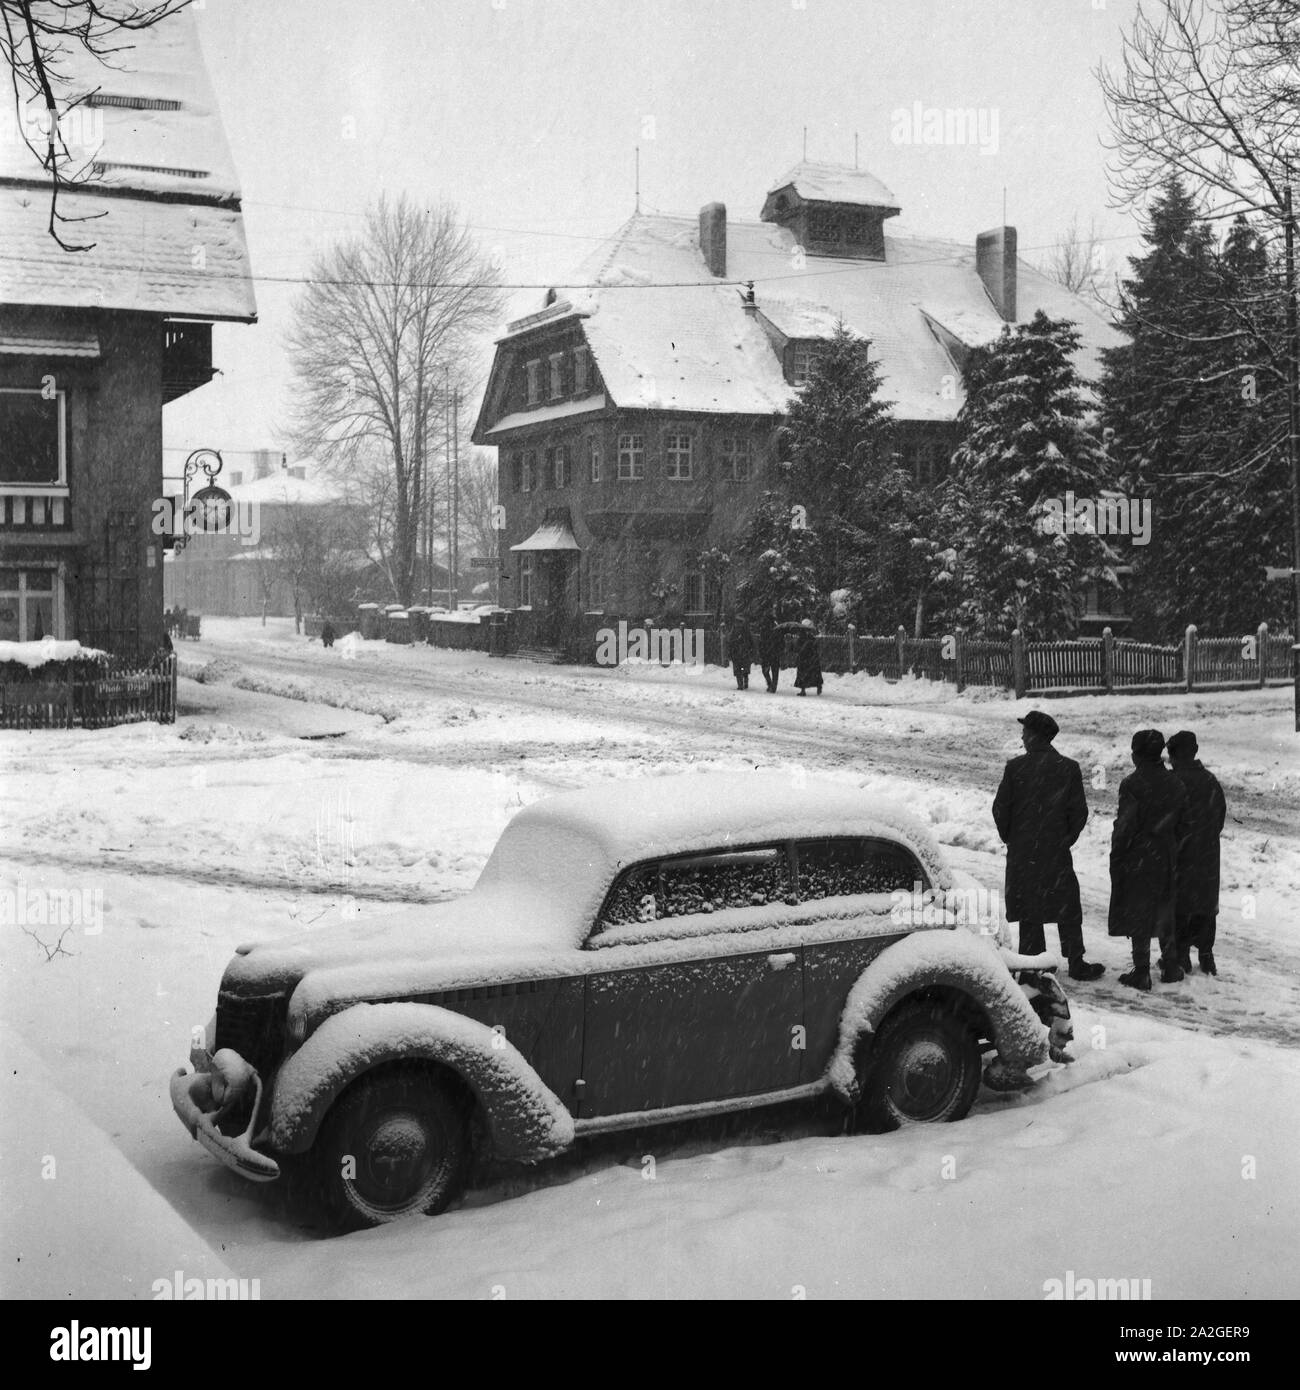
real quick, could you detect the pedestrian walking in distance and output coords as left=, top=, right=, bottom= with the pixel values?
left=727, top=613, right=755, bottom=690
left=784, top=617, right=824, bottom=696
left=1167, top=730, right=1226, bottom=976
left=757, top=611, right=784, bottom=694
left=992, top=710, right=1105, bottom=981
left=1108, top=729, right=1190, bottom=991
left=321, top=620, right=336, bottom=649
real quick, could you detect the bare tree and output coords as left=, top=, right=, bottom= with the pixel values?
left=1, top=0, right=191, bottom=250
left=267, top=497, right=368, bottom=631
left=456, top=447, right=500, bottom=583
left=1042, top=215, right=1109, bottom=303
left=1098, top=0, right=1298, bottom=221
left=285, top=196, right=501, bottom=607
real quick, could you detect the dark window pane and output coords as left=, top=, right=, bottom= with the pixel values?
left=0, top=392, right=61, bottom=484
left=659, top=847, right=790, bottom=917
left=597, top=862, right=659, bottom=931
left=796, top=837, right=920, bottom=900
left=24, top=570, right=55, bottom=591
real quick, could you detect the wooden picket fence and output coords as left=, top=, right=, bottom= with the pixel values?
left=0, top=654, right=177, bottom=730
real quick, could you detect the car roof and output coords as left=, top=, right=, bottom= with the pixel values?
left=502, top=772, right=952, bottom=890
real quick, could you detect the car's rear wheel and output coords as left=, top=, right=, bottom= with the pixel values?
left=854, top=999, right=982, bottom=1133
left=313, top=1066, right=471, bottom=1232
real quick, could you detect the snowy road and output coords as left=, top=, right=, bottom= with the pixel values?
left=3, top=618, right=1298, bottom=1299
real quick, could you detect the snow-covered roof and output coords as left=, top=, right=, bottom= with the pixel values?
left=225, top=472, right=341, bottom=506
left=488, top=771, right=954, bottom=891
left=766, top=161, right=901, bottom=210
left=0, top=8, right=255, bottom=322
left=522, top=211, right=1123, bottom=423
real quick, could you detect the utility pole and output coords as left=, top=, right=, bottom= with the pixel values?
left=452, top=386, right=460, bottom=611
left=445, top=367, right=454, bottom=613
left=1285, top=174, right=1300, bottom=730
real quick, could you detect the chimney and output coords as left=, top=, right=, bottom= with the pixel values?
left=976, top=226, right=1017, bottom=322
left=699, top=201, right=727, bottom=278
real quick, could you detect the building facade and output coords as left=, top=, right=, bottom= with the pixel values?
left=0, top=11, right=255, bottom=659
left=472, top=162, right=1125, bottom=644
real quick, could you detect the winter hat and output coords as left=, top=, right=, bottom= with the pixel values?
left=1167, top=730, right=1198, bottom=759
left=1131, top=729, right=1166, bottom=760
left=1018, top=710, right=1059, bottom=741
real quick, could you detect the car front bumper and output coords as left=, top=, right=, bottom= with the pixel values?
left=169, top=1052, right=280, bottom=1183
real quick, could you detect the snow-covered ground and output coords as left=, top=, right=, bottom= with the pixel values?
left=3, top=617, right=1298, bottom=1299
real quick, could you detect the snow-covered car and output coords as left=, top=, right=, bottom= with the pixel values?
left=169, top=773, right=1071, bottom=1231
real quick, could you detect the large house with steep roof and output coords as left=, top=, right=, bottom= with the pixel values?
left=471, top=161, right=1124, bottom=647
left=0, top=9, right=255, bottom=660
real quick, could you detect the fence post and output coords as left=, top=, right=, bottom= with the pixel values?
left=1011, top=628, right=1026, bottom=698
left=1102, top=626, right=1114, bottom=694
left=847, top=623, right=856, bottom=674
left=954, top=626, right=966, bottom=693
left=1184, top=624, right=1197, bottom=694
left=1258, top=621, right=1268, bottom=688
left=896, top=624, right=907, bottom=680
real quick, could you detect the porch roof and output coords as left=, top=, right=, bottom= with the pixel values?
left=510, top=520, right=581, bottom=552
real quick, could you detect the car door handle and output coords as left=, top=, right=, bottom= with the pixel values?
left=767, top=952, right=797, bottom=971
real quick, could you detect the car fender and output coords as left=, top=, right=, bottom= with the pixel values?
left=824, top=928, right=1050, bottom=1100
left=268, top=1002, right=576, bottom=1162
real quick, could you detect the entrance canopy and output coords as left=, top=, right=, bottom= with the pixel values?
left=510, top=521, right=581, bottom=552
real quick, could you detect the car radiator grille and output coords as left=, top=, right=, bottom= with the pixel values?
left=214, top=992, right=287, bottom=1078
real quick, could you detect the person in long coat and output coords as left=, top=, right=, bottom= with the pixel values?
left=320, top=620, right=337, bottom=649
left=727, top=615, right=755, bottom=690
left=992, top=710, right=1103, bottom=980
left=757, top=612, right=784, bottom=694
left=1167, top=730, right=1227, bottom=976
left=1108, top=729, right=1190, bottom=990
left=786, top=617, right=823, bottom=695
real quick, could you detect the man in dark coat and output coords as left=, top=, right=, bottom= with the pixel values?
left=992, top=710, right=1103, bottom=981
left=321, top=620, right=337, bottom=649
left=727, top=614, right=755, bottom=690
left=1168, top=730, right=1227, bottom=976
left=757, top=612, right=784, bottom=693
left=1108, top=729, right=1190, bottom=990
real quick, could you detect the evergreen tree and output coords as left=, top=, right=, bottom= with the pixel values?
left=948, top=311, right=1113, bottom=638
left=734, top=489, right=820, bottom=621
left=1099, top=180, right=1291, bottom=636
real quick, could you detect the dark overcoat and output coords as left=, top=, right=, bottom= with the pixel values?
left=1171, top=760, right=1226, bottom=917
left=1107, top=761, right=1189, bottom=937
left=756, top=622, right=783, bottom=665
left=728, top=622, right=755, bottom=666
left=992, top=747, right=1088, bottom=922
left=793, top=629, right=822, bottom=689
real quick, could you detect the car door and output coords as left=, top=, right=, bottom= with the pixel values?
left=797, top=835, right=927, bottom=1071
left=578, top=844, right=805, bottom=1118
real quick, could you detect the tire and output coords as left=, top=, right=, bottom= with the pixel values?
left=313, top=1066, right=471, bottom=1232
left=854, top=999, right=982, bottom=1134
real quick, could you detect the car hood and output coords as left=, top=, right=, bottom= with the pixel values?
left=220, top=887, right=576, bottom=999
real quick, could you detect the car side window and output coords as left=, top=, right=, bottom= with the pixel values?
left=592, top=844, right=793, bottom=937
left=795, top=837, right=923, bottom=900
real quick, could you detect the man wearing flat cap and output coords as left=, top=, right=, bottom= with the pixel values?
left=992, top=710, right=1103, bottom=980
left=1108, top=729, right=1190, bottom=990
left=1167, top=731, right=1227, bottom=976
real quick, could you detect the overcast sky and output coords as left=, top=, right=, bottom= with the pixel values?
left=163, top=0, right=1145, bottom=461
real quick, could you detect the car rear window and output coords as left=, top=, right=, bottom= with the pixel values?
left=794, top=837, right=923, bottom=900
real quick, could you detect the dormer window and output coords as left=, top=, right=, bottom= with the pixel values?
left=525, top=360, right=542, bottom=406
left=548, top=352, right=565, bottom=400
left=789, top=341, right=823, bottom=387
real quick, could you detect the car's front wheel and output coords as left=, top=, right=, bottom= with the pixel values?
left=313, top=1065, right=471, bottom=1232
left=854, top=999, right=982, bottom=1133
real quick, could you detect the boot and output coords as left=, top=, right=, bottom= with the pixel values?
left=1119, top=967, right=1152, bottom=992
left=1067, top=956, right=1105, bottom=982
left=1199, top=951, right=1217, bottom=976
left=1159, top=961, right=1185, bottom=984
left=1178, top=948, right=1193, bottom=973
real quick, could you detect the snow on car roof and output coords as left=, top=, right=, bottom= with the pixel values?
left=492, top=771, right=953, bottom=890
